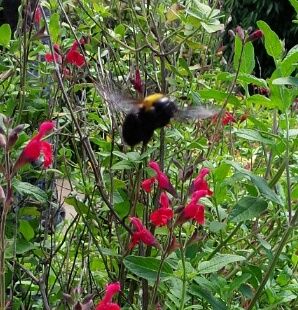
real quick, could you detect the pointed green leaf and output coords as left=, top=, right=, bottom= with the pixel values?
left=13, top=181, right=47, bottom=202
left=257, top=21, right=283, bottom=61
left=225, top=161, right=283, bottom=205
left=230, top=196, right=268, bottom=222
left=124, top=255, right=173, bottom=282
left=198, top=254, right=246, bottom=274
left=49, top=13, right=60, bottom=42
left=234, top=36, right=255, bottom=74
left=235, top=129, right=274, bottom=144
left=0, top=24, right=11, bottom=47
left=189, top=284, right=227, bottom=310
left=19, top=220, right=35, bottom=241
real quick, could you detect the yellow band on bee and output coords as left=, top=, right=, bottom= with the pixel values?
left=141, top=93, right=164, bottom=109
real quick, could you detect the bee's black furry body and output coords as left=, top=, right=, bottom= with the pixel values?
left=122, top=98, right=177, bottom=146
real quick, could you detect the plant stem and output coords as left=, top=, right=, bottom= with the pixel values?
left=247, top=210, right=298, bottom=309
left=179, top=228, right=186, bottom=310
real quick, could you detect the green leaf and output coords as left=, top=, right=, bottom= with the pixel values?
left=19, top=220, right=35, bottom=241
left=246, top=94, right=274, bottom=108
left=279, top=44, right=298, bottom=76
left=229, top=196, right=268, bottom=222
left=237, top=73, right=267, bottom=88
left=226, top=161, right=283, bottom=205
left=257, top=20, right=283, bottom=61
left=199, top=89, right=240, bottom=106
left=189, top=284, right=227, bottom=310
left=272, top=77, right=298, bottom=87
left=124, top=255, right=173, bottom=282
left=5, top=239, right=37, bottom=259
left=201, top=21, right=224, bottom=33
left=235, top=129, right=274, bottom=144
left=49, top=13, right=60, bottom=43
left=289, top=0, right=298, bottom=14
left=13, top=181, right=47, bottom=202
left=234, top=36, right=255, bottom=74
left=198, top=254, right=246, bottom=274
left=64, top=196, right=89, bottom=215
left=111, top=160, right=134, bottom=170
left=0, top=24, right=11, bottom=47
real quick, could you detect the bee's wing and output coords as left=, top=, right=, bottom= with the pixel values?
left=174, top=105, right=218, bottom=121
left=94, top=81, right=137, bottom=113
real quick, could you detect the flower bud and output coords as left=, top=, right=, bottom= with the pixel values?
left=0, top=134, right=6, bottom=148
left=228, top=29, right=235, bottom=38
left=245, top=29, right=263, bottom=43
left=235, top=25, right=245, bottom=41
left=7, top=124, right=25, bottom=149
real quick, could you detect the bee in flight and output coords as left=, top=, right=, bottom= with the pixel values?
left=95, top=81, right=216, bottom=147
left=121, top=93, right=216, bottom=146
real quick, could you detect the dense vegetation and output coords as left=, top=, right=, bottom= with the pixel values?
left=0, top=0, right=298, bottom=309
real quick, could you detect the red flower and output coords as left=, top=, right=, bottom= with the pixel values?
left=175, top=190, right=209, bottom=226
left=148, top=161, right=177, bottom=196
left=45, top=44, right=62, bottom=64
left=65, top=40, right=86, bottom=67
left=14, top=121, right=54, bottom=170
left=141, top=177, right=155, bottom=193
left=183, top=190, right=209, bottom=224
left=131, top=68, right=143, bottom=94
left=150, top=192, right=173, bottom=227
left=34, top=6, right=42, bottom=25
left=95, top=282, right=121, bottom=310
left=129, top=217, right=159, bottom=249
left=222, top=111, right=236, bottom=125
left=212, top=111, right=236, bottom=126
left=190, top=167, right=213, bottom=195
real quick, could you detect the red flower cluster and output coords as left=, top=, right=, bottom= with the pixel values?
left=141, top=161, right=177, bottom=196
left=45, top=38, right=86, bottom=68
left=212, top=111, right=236, bottom=126
left=177, top=168, right=212, bottom=225
left=14, top=121, right=54, bottom=171
left=129, top=217, right=159, bottom=250
left=150, top=192, right=174, bottom=227
left=95, top=282, right=121, bottom=310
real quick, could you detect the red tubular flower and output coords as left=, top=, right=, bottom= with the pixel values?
left=175, top=190, right=209, bottom=226
left=148, top=161, right=177, bottom=197
left=129, top=217, right=159, bottom=249
left=65, top=40, right=86, bottom=67
left=45, top=44, right=62, bottom=64
left=14, top=121, right=55, bottom=171
left=95, top=282, right=121, bottom=310
left=183, top=190, right=209, bottom=224
left=150, top=192, right=173, bottom=227
left=132, top=68, right=143, bottom=94
left=222, top=111, right=236, bottom=125
left=141, top=177, right=155, bottom=193
left=190, top=167, right=213, bottom=195
left=34, top=6, right=42, bottom=25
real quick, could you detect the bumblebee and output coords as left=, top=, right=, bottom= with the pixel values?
left=122, top=93, right=178, bottom=146
left=94, top=80, right=216, bottom=146
left=121, top=93, right=216, bottom=146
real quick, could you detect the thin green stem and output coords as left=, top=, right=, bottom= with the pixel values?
left=179, top=228, right=186, bottom=310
